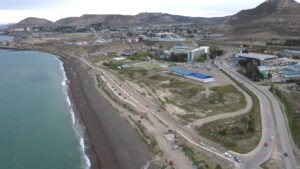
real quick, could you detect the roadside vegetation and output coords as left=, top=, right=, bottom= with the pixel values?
left=181, top=144, right=223, bottom=169
left=129, top=116, right=163, bottom=156
left=271, top=87, right=300, bottom=148
left=196, top=70, right=261, bottom=153
left=292, top=55, right=300, bottom=59
left=166, top=53, right=187, bottom=62
left=238, top=59, right=265, bottom=81
left=209, top=47, right=224, bottom=59
left=195, top=55, right=207, bottom=62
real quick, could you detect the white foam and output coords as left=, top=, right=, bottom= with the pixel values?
left=57, top=58, right=91, bottom=169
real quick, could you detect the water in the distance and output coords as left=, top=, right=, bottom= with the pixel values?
left=0, top=33, right=14, bottom=42
left=0, top=50, right=89, bottom=169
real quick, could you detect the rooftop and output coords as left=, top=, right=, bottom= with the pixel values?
left=172, top=46, right=190, bottom=49
left=235, top=52, right=278, bottom=61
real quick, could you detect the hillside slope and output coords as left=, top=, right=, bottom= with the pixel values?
left=226, top=0, right=300, bottom=36
left=9, top=17, right=53, bottom=29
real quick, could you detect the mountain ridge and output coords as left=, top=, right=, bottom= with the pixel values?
left=7, top=0, right=300, bottom=38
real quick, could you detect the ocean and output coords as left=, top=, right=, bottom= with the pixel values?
left=0, top=48, right=90, bottom=169
left=0, top=33, right=14, bottom=42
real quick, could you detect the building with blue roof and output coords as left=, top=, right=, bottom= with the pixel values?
left=171, top=68, right=214, bottom=83
left=192, top=73, right=213, bottom=79
left=171, top=68, right=193, bottom=76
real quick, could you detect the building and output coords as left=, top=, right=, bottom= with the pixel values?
left=188, top=46, right=210, bottom=62
left=279, top=65, right=300, bottom=78
left=283, top=50, right=300, bottom=58
left=171, top=68, right=214, bottom=83
left=171, top=68, right=193, bottom=76
left=234, top=52, right=278, bottom=61
left=170, top=46, right=190, bottom=54
left=186, top=73, right=215, bottom=83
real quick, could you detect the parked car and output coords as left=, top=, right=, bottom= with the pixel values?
left=224, top=152, right=232, bottom=158
left=210, top=147, right=216, bottom=152
left=264, top=142, right=268, bottom=147
left=234, top=157, right=242, bottom=163
left=171, top=145, right=179, bottom=150
left=270, top=136, right=274, bottom=141
left=200, top=142, right=206, bottom=147
left=284, top=152, right=288, bottom=157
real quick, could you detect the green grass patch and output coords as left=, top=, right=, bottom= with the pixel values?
left=127, top=51, right=155, bottom=61
left=107, top=60, right=126, bottom=69
left=118, top=67, right=148, bottom=81
left=136, top=62, right=159, bottom=69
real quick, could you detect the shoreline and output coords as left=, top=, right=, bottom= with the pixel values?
left=2, top=46, right=156, bottom=169
left=58, top=59, right=91, bottom=169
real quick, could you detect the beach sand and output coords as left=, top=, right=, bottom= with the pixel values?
left=61, top=56, right=156, bottom=169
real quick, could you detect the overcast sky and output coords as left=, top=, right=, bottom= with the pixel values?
left=0, top=0, right=299, bottom=24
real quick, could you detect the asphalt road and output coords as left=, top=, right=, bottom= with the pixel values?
left=74, top=53, right=297, bottom=169
left=217, top=57, right=298, bottom=169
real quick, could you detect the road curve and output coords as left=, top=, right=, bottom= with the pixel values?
left=218, top=59, right=297, bottom=169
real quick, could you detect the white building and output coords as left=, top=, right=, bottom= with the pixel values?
left=188, top=46, right=210, bottom=62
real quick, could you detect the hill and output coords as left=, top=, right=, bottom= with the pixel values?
left=225, top=0, right=300, bottom=37
left=135, top=13, right=214, bottom=25
left=6, top=0, right=300, bottom=40
left=9, top=17, right=53, bottom=29
left=56, top=14, right=142, bottom=27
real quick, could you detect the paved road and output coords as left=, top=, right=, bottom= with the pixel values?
left=263, top=88, right=298, bottom=169
left=73, top=55, right=240, bottom=168
left=65, top=51, right=297, bottom=169
left=217, top=58, right=298, bottom=169
left=218, top=62, right=275, bottom=169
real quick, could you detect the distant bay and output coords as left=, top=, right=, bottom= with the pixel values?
left=0, top=33, right=14, bottom=42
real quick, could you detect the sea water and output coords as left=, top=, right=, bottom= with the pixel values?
left=0, top=34, right=14, bottom=42
left=0, top=49, right=90, bottom=169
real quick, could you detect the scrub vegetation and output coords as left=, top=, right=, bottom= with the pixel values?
left=140, top=74, right=246, bottom=122
left=271, top=87, right=300, bottom=148
left=118, top=67, right=148, bottom=81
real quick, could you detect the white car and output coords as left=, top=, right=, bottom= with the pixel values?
left=171, top=145, right=179, bottom=150
left=210, top=147, right=216, bottom=152
left=200, top=142, right=206, bottom=147
left=224, top=152, right=232, bottom=158
left=270, top=136, right=274, bottom=141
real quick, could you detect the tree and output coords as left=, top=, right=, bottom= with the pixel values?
left=245, top=61, right=264, bottom=81
left=168, top=53, right=187, bottom=62
left=215, top=164, right=222, bottom=169
left=210, top=48, right=224, bottom=59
